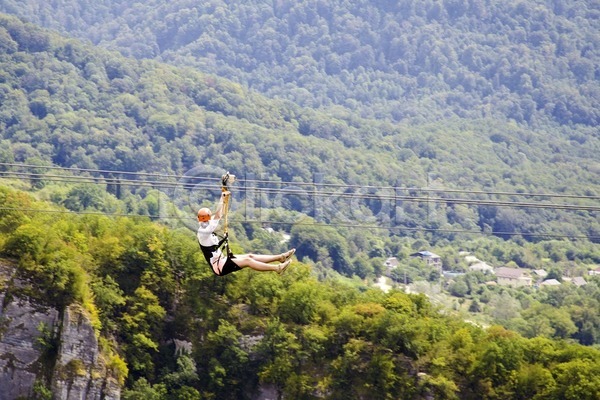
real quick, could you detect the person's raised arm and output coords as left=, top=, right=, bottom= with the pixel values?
left=213, top=190, right=230, bottom=220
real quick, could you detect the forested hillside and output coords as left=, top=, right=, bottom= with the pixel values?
left=1, top=0, right=598, bottom=128
left=0, top=14, right=598, bottom=243
left=1, top=186, right=599, bottom=398
left=0, top=4, right=599, bottom=398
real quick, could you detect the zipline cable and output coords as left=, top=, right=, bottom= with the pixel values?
left=1, top=162, right=598, bottom=239
left=0, top=161, right=598, bottom=242
left=2, top=162, right=599, bottom=201
left=1, top=169, right=598, bottom=212
left=0, top=206, right=596, bottom=241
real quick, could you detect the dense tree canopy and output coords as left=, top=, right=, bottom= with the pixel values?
left=0, top=2, right=598, bottom=398
left=1, top=0, right=598, bottom=128
left=0, top=14, right=597, bottom=243
left=1, top=185, right=599, bottom=398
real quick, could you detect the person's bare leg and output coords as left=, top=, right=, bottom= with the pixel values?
left=234, top=256, right=290, bottom=272
left=237, top=249, right=295, bottom=264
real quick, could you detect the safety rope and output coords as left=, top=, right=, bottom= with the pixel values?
left=220, top=172, right=235, bottom=258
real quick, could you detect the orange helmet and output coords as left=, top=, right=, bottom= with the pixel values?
left=197, top=208, right=211, bottom=222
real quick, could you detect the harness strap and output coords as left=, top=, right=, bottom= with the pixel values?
left=199, top=233, right=231, bottom=276
left=222, top=187, right=230, bottom=236
left=220, top=172, right=235, bottom=258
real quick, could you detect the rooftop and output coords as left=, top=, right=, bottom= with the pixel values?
left=572, top=276, right=587, bottom=286
left=411, top=250, right=440, bottom=258
left=540, top=279, right=561, bottom=286
left=495, top=267, right=528, bottom=279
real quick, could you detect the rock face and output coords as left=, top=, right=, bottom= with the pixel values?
left=51, top=305, right=121, bottom=399
left=0, top=261, right=120, bottom=399
left=0, top=294, right=59, bottom=399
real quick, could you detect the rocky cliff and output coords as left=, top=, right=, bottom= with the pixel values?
left=0, top=260, right=120, bottom=399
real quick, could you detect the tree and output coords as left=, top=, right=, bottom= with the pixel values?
left=279, top=281, right=321, bottom=325
left=353, top=253, right=374, bottom=278
left=225, top=271, right=284, bottom=315
left=0, top=26, right=18, bottom=53
left=256, top=319, right=300, bottom=397
left=511, top=364, right=556, bottom=400
left=120, top=286, right=166, bottom=380
left=469, top=299, right=482, bottom=313
left=200, top=320, right=251, bottom=399
left=161, top=355, right=199, bottom=394
left=469, top=326, right=525, bottom=395
left=546, top=267, right=563, bottom=282
left=329, top=338, right=402, bottom=399
left=570, top=302, right=600, bottom=345
left=3, top=223, right=45, bottom=260
left=122, top=378, right=167, bottom=400
left=290, top=219, right=352, bottom=275
left=91, top=275, right=126, bottom=332
left=62, top=183, right=107, bottom=211
left=550, top=359, right=600, bottom=400
left=489, top=292, right=521, bottom=322
left=449, top=279, right=469, bottom=297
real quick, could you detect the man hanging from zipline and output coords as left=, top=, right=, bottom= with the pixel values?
left=196, top=173, right=295, bottom=276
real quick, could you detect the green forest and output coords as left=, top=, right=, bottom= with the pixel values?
left=0, top=13, right=597, bottom=241
left=1, top=0, right=598, bottom=127
left=1, top=185, right=600, bottom=399
left=0, top=0, right=599, bottom=398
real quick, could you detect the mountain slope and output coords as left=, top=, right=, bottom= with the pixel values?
left=1, top=0, right=598, bottom=128
left=0, top=14, right=598, bottom=241
left=1, top=186, right=599, bottom=398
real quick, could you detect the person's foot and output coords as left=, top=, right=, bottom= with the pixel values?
left=277, top=260, right=292, bottom=275
left=280, top=248, right=296, bottom=262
